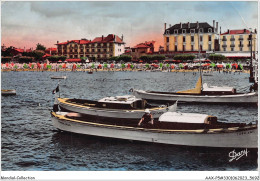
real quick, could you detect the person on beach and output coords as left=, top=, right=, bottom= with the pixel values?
left=138, top=109, right=154, bottom=127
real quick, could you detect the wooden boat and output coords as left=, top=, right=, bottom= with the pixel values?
left=87, top=71, right=93, bottom=74
left=132, top=76, right=258, bottom=104
left=51, top=76, right=67, bottom=79
left=57, top=95, right=177, bottom=119
left=51, top=111, right=257, bottom=148
left=1, top=89, right=16, bottom=95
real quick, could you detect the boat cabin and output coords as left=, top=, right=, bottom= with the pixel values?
left=97, top=95, right=147, bottom=109
left=202, top=83, right=236, bottom=95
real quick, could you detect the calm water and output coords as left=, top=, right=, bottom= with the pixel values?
left=1, top=71, right=258, bottom=171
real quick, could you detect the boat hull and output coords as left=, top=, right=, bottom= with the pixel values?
left=58, top=98, right=176, bottom=119
left=51, top=76, right=66, bottom=79
left=51, top=112, right=258, bottom=148
left=1, top=89, right=16, bottom=95
left=133, top=89, right=258, bottom=104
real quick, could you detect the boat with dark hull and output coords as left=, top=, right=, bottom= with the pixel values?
left=51, top=76, right=67, bottom=79
left=57, top=95, right=177, bottom=119
left=1, top=89, right=16, bottom=96
left=51, top=111, right=257, bottom=148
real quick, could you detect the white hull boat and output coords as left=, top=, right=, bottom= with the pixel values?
left=1, top=89, right=16, bottom=95
left=132, top=76, right=258, bottom=104
left=51, top=111, right=257, bottom=148
left=133, top=89, right=258, bottom=103
left=57, top=95, right=177, bottom=119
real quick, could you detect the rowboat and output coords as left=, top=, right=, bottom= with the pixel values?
left=132, top=76, right=258, bottom=104
left=1, top=89, right=16, bottom=96
left=51, top=76, right=67, bottom=79
left=51, top=111, right=257, bottom=148
left=57, top=95, right=177, bottom=119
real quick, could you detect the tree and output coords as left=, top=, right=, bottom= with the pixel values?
left=117, top=55, right=132, bottom=62
left=32, top=50, right=45, bottom=61
left=109, top=56, right=119, bottom=61
left=208, top=54, right=226, bottom=62
left=174, top=54, right=195, bottom=61
left=36, top=43, right=46, bottom=51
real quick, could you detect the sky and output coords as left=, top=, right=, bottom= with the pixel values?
left=1, top=1, right=258, bottom=51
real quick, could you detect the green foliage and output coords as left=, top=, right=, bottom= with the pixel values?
left=209, top=54, right=226, bottom=61
left=91, top=63, right=95, bottom=68
left=117, top=55, right=132, bottom=62
left=109, top=56, right=118, bottom=61
left=121, top=63, right=126, bottom=68
left=1, top=46, right=14, bottom=57
left=1, top=57, right=12, bottom=63
left=32, top=50, right=45, bottom=61
left=174, top=54, right=195, bottom=61
left=23, top=64, right=28, bottom=68
left=36, top=43, right=46, bottom=51
left=31, top=64, right=35, bottom=69
left=19, top=57, right=33, bottom=63
left=48, top=56, right=67, bottom=62
left=152, top=55, right=166, bottom=61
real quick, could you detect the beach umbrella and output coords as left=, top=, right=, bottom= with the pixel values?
left=171, top=65, right=175, bottom=69
left=127, top=64, right=131, bottom=68
left=217, top=64, right=223, bottom=68
left=130, top=64, right=134, bottom=69
left=226, top=64, right=231, bottom=69
left=166, top=63, right=170, bottom=68
left=5, top=63, right=9, bottom=67
left=121, top=63, right=125, bottom=68
left=179, top=63, right=184, bottom=68
left=145, top=63, right=149, bottom=68
left=43, top=63, right=47, bottom=69
left=23, top=63, right=28, bottom=69
left=29, top=63, right=32, bottom=68
left=232, top=63, right=238, bottom=69
left=210, top=63, right=216, bottom=67
left=159, top=63, right=163, bottom=68
left=238, top=64, right=243, bottom=70
left=11, top=62, right=14, bottom=67
left=62, top=63, right=66, bottom=69
left=31, top=64, right=35, bottom=69
left=104, top=63, right=108, bottom=68
left=202, top=63, right=210, bottom=67
left=37, top=63, right=41, bottom=69
left=110, top=63, right=114, bottom=68
left=98, top=64, right=102, bottom=69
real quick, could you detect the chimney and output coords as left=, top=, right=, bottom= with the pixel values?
left=24, top=47, right=26, bottom=51
left=227, top=29, right=230, bottom=34
left=164, top=23, right=166, bottom=31
left=121, top=34, right=124, bottom=41
left=213, top=20, right=215, bottom=32
left=187, top=22, right=190, bottom=28
left=244, top=29, right=246, bottom=33
left=180, top=22, right=182, bottom=28
left=197, top=21, right=199, bottom=29
left=255, top=29, right=257, bottom=33
left=57, top=41, right=59, bottom=44
left=216, top=22, right=218, bottom=33
left=169, top=24, right=171, bottom=28
left=114, top=34, right=116, bottom=42
left=102, top=35, right=104, bottom=41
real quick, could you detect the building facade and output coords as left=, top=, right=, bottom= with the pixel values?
left=163, top=21, right=219, bottom=53
left=220, top=29, right=257, bottom=53
left=130, top=41, right=155, bottom=59
left=56, top=34, right=125, bottom=60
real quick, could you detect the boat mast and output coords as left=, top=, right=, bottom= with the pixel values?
left=249, top=29, right=254, bottom=83
left=198, top=31, right=202, bottom=91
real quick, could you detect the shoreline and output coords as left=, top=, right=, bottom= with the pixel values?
left=1, top=68, right=249, bottom=73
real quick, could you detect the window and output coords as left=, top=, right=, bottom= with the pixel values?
left=239, top=41, right=242, bottom=46
left=231, top=48, right=234, bottom=51
left=175, top=45, right=177, bottom=51
left=183, top=36, right=186, bottom=42
left=240, top=47, right=243, bottom=51
left=191, top=36, right=194, bottom=42
left=200, top=45, right=203, bottom=51
left=208, top=44, right=211, bottom=51
left=190, top=29, right=195, bottom=34
left=92, top=49, right=94, bottom=52
left=183, top=45, right=185, bottom=51
left=191, top=45, right=194, bottom=51
left=175, top=36, right=177, bottom=43
left=223, top=48, right=226, bottom=51
left=174, top=30, right=178, bottom=34
left=199, top=28, right=203, bottom=33
left=200, top=35, right=203, bottom=42
left=87, top=49, right=89, bottom=52
left=166, top=30, right=170, bottom=34
left=166, top=37, right=169, bottom=43
left=98, top=49, right=100, bottom=52
left=182, top=29, right=186, bottom=34
left=208, top=28, right=212, bottom=33
left=208, top=35, right=211, bottom=42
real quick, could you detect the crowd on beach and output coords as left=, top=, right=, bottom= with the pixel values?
left=1, top=61, right=248, bottom=72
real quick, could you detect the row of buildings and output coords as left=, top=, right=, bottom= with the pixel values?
left=163, top=20, right=257, bottom=59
